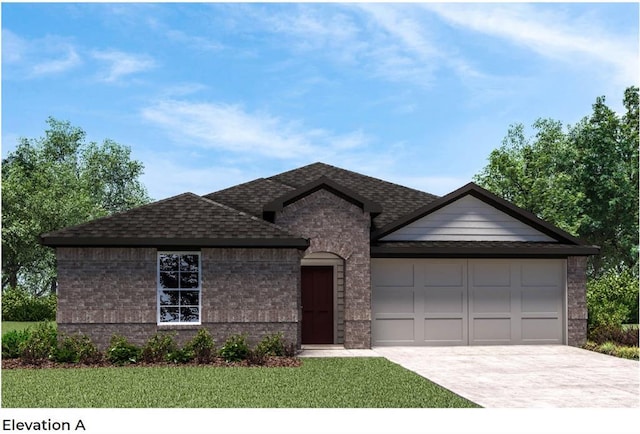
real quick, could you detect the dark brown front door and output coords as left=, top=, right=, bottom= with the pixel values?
left=301, top=266, right=334, bottom=344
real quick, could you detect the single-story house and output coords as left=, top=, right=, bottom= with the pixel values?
left=40, top=162, right=599, bottom=349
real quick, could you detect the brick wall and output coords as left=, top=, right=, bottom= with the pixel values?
left=56, top=247, right=301, bottom=350
left=567, top=256, right=588, bottom=347
left=275, top=189, right=372, bottom=348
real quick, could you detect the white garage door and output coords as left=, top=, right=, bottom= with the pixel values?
left=372, top=259, right=565, bottom=346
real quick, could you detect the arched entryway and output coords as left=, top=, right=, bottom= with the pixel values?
left=300, top=252, right=344, bottom=344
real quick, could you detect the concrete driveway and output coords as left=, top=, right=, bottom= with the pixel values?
left=373, top=345, right=639, bottom=408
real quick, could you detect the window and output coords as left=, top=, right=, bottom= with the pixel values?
left=158, top=252, right=201, bottom=324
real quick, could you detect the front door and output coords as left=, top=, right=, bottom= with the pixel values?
left=301, top=266, right=334, bottom=344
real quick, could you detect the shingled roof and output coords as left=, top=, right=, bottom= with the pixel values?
left=40, top=193, right=308, bottom=248
left=207, top=162, right=438, bottom=230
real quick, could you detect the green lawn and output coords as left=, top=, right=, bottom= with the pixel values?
left=2, top=357, right=479, bottom=408
left=1, top=321, right=56, bottom=334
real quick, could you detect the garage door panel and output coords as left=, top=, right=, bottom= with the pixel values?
left=424, top=263, right=464, bottom=287
left=471, top=288, right=511, bottom=313
left=424, top=318, right=465, bottom=343
left=521, top=288, right=561, bottom=313
left=472, top=318, right=512, bottom=342
left=373, top=318, right=414, bottom=342
left=521, top=318, right=562, bottom=342
left=374, top=288, right=415, bottom=314
left=471, top=262, right=511, bottom=287
left=521, top=261, right=563, bottom=287
left=372, top=261, right=414, bottom=287
left=424, top=288, right=464, bottom=313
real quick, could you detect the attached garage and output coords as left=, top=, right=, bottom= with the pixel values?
left=370, top=183, right=597, bottom=347
left=372, top=258, right=566, bottom=346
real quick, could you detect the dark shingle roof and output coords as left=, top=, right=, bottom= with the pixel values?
left=204, top=178, right=295, bottom=217
left=267, top=162, right=438, bottom=230
left=40, top=193, right=308, bottom=248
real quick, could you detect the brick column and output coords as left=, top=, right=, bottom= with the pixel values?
left=567, top=256, right=588, bottom=346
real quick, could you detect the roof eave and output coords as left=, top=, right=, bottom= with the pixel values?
left=371, top=245, right=600, bottom=258
left=40, top=236, right=310, bottom=250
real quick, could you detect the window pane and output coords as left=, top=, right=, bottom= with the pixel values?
left=180, top=273, right=199, bottom=288
left=180, top=255, right=199, bottom=272
left=180, top=307, right=199, bottom=322
left=180, top=291, right=199, bottom=305
left=160, top=307, right=179, bottom=322
left=159, top=254, right=179, bottom=272
left=159, top=290, right=179, bottom=306
left=160, top=272, right=179, bottom=288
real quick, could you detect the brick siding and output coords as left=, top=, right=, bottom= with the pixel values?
left=567, top=256, right=588, bottom=346
left=56, top=247, right=301, bottom=350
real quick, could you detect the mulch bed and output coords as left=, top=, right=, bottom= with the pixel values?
left=2, top=356, right=302, bottom=370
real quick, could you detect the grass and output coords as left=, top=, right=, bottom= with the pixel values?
left=1, top=321, right=56, bottom=334
left=2, top=357, right=479, bottom=408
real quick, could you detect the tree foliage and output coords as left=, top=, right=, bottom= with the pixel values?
left=474, top=86, right=639, bottom=277
left=2, top=117, right=152, bottom=295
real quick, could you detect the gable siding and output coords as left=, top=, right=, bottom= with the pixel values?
left=381, top=195, right=556, bottom=242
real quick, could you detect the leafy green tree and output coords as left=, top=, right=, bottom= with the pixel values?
left=2, top=117, right=151, bottom=295
left=475, top=86, right=639, bottom=277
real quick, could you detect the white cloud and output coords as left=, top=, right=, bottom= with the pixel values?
left=2, top=29, right=82, bottom=77
left=141, top=99, right=370, bottom=160
left=424, top=3, right=638, bottom=86
left=92, top=50, right=156, bottom=83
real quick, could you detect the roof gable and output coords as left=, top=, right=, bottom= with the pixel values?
left=262, top=176, right=382, bottom=221
left=373, top=182, right=586, bottom=245
left=266, top=162, right=438, bottom=229
left=40, top=193, right=308, bottom=248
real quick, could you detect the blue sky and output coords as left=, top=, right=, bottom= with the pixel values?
left=2, top=2, right=639, bottom=201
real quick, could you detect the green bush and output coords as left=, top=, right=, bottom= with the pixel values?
left=19, top=322, right=57, bottom=363
left=166, top=347, right=194, bottom=364
left=588, top=324, right=639, bottom=347
left=587, top=269, right=639, bottom=329
left=54, top=334, right=102, bottom=364
left=141, top=332, right=177, bottom=363
left=185, top=329, right=215, bottom=363
left=219, top=334, right=249, bottom=362
left=614, top=346, right=639, bottom=360
left=1, top=287, right=57, bottom=321
left=1, top=329, right=32, bottom=358
left=255, top=333, right=285, bottom=357
left=107, top=335, right=141, bottom=365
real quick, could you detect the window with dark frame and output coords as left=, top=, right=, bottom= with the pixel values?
left=158, top=252, right=201, bottom=324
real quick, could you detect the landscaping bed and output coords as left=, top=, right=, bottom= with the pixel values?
left=582, top=324, right=639, bottom=360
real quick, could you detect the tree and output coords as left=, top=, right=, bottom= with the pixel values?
left=474, top=86, right=639, bottom=277
left=1, top=117, right=152, bottom=295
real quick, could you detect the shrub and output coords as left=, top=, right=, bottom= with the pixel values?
left=141, top=332, right=177, bottom=363
left=255, top=333, right=285, bottom=357
left=1, top=329, right=32, bottom=359
left=107, top=335, right=141, bottom=365
left=596, top=341, right=617, bottom=356
left=166, top=348, right=194, bottom=364
left=19, top=322, right=57, bottom=363
left=587, top=269, right=639, bottom=328
left=219, top=334, right=249, bottom=362
left=54, top=334, right=102, bottom=364
left=1, top=287, right=57, bottom=321
left=614, top=346, right=640, bottom=360
left=283, top=342, right=297, bottom=357
left=185, top=329, right=215, bottom=363
left=588, top=325, right=639, bottom=347
left=247, top=349, right=267, bottom=366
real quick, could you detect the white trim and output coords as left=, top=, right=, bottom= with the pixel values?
left=157, top=251, right=202, bottom=326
